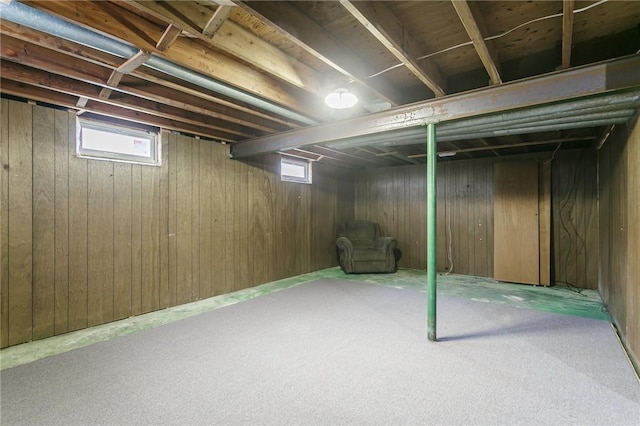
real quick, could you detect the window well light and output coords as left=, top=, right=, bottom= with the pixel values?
left=324, top=88, right=358, bottom=109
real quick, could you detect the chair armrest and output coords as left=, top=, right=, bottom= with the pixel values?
left=336, top=236, right=354, bottom=252
left=374, top=237, right=397, bottom=250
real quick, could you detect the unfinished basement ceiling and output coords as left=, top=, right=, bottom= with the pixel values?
left=1, top=0, right=639, bottom=167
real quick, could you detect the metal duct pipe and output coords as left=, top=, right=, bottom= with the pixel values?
left=436, top=109, right=637, bottom=137
left=0, top=1, right=317, bottom=126
left=437, top=90, right=640, bottom=133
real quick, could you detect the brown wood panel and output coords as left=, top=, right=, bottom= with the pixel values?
left=625, top=118, right=640, bottom=368
left=130, top=165, right=143, bottom=316
left=158, top=131, right=170, bottom=308
left=223, top=156, right=237, bottom=294
left=87, top=160, right=114, bottom=327
left=113, top=163, right=132, bottom=320
left=175, top=134, right=193, bottom=304
left=190, top=140, right=200, bottom=301
left=493, top=161, right=540, bottom=285
left=538, top=162, right=551, bottom=286
left=141, top=161, right=161, bottom=313
left=250, top=157, right=275, bottom=286
left=210, top=142, right=227, bottom=296
left=167, top=133, right=178, bottom=307
left=299, top=174, right=311, bottom=272
left=583, top=151, right=599, bottom=290
left=32, top=105, right=56, bottom=340
left=473, top=159, right=491, bottom=277
left=54, top=110, right=71, bottom=334
left=1, top=99, right=9, bottom=348
left=198, top=140, right=213, bottom=298
left=67, top=121, right=88, bottom=332
left=236, top=159, right=250, bottom=291
left=7, top=101, right=33, bottom=346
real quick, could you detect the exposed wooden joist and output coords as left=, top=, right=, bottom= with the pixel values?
left=451, top=0, right=502, bottom=85
left=122, top=1, right=322, bottom=95
left=239, top=1, right=405, bottom=106
left=156, top=24, right=182, bottom=51
left=23, top=0, right=320, bottom=119
left=340, top=1, right=446, bottom=97
left=202, top=5, right=234, bottom=37
left=101, top=50, right=151, bottom=99
left=0, top=61, right=260, bottom=139
left=230, top=55, right=640, bottom=158
left=0, top=20, right=293, bottom=132
left=0, top=79, right=238, bottom=142
left=562, top=0, right=575, bottom=69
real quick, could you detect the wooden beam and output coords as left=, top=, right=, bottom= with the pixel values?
left=230, top=55, right=640, bottom=158
left=239, top=1, right=405, bottom=106
left=23, top=0, right=319, bottom=118
left=562, top=0, right=575, bottom=69
left=451, top=0, right=502, bottom=85
left=202, top=5, right=234, bottom=37
left=340, top=1, right=446, bottom=97
left=0, top=21, right=293, bottom=131
left=156, top=24, right=182, bottom=51
left=122, top=1, right=321, bottom=96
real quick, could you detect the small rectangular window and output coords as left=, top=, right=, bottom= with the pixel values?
left=77, top=117, right=160, bottom=166
left=281, top=157, right=312, bottom=184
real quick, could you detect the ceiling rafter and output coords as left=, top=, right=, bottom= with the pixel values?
left=121, top=1, right=322, bottom=96
left=451, top=0, right=502, bottom=85
left=562, top=0, right=575, bottom=69
left=239, top=1, right=407, bottom=107
left=22, top=0, right=319, bottom=120
left=156, top=24, right=182, bottom=51
left=340, top=0, right=446, bottom=97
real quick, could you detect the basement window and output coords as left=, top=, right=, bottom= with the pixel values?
left=281, top=157, right=312, bottom=184
left=77, top=117, right=160, bottom=166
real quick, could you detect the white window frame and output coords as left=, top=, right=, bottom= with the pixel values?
left=76, top=117, right=161, bottom=166
left=280, top=156, right=312, bottom=184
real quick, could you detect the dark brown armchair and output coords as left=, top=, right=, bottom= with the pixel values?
left=336, top=220, right=398, bottom=274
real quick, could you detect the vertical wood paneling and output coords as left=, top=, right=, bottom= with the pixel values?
left=130, top=165, right=143, bottom=315
left=54, top=111, right=70, bottom=334
left=68, top=118, right=88, bottom=332
left=0, top=99, right=355, bottom=348
left=113, top=163, right=132, bottom=320
left=1, top=99, right=9, bottom=348
left=539, top=162, right=551, bottom=286
left=158, top=132, right=170, bottom=308
left=625, top=118, right=640, bottom=367
left=210, top=142, right=227, bottom=296
left=199, top=140, right=213, bottom=299
left=87, top=160, right=114, bottom=327
left=32, top=106, right=56, bottom=340
left=175, top=135, right=193, bottom=304
left=7, top=101, right=33, bottom=346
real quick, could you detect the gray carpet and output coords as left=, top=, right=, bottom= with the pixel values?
left=1, top=279, right=638, bottom=425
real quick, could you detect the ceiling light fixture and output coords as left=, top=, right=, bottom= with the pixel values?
left=324, top=88, right=358, bottom=109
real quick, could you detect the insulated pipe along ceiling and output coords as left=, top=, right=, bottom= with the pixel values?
left=324, top=90, right=640, bottom=150
left=0, top=1, right=318, bottom=127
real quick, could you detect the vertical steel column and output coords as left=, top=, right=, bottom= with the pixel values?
left=426, top=123, right=437, bottom=341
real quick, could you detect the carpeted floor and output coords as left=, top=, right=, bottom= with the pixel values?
left=1, top=278, right=638, bottom=425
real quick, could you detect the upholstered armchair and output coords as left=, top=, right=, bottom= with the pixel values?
left=336, top=220, right=398, bottom=274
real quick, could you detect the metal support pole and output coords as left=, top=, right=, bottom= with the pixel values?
left=426, top=123, right=437, bottom=341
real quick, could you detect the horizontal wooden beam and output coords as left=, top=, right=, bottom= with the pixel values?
left=231, top=55, right=640, bottom=158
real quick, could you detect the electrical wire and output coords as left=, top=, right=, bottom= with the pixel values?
left=367, top=0, right=609, bottom=80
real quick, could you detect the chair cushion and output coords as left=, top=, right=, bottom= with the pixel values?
left=352, top=247, right=388, bottom=262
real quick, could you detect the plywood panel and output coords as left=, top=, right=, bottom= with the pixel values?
left=54, top=110, right=71, bottom=334
left=87, top=160, right=114, bottom=327
left=32, top=105, right=56, bottom=340
left=538, top=162, right=551, bottom=286
left=198, top=140, right=213, bottom=299
left=113, top=163, right=132, bottom=320
left=210, top=142, right=227, bottom=295
left=494, top=161, right=540, bottom=285
left=626, top=117, right=640, bottom=368
left=224, top=156, right=237, bottom=294
left=67, top=122, right=88, bottom=332
left=175, top=135, right=193, bottom=304
left=190, top=140, right=200, bottom=301
left=131, top=165, right=143, bottom=316
left=7, top=101, right=33, bottom=346
left=158, top=132, right=170, bottom=308
left=167, top=133, right=178, bottom=307
left=1, top=99, right=9, bottom=348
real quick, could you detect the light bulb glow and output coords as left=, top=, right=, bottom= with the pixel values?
left=324, top=88, right=358, bottom=109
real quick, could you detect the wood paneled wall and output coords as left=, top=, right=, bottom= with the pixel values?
left=354, top=150, right=599, bottom=288
left=0, top=99, right=354, bottom=348
left=598, top=119, right=640, bottom=370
